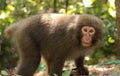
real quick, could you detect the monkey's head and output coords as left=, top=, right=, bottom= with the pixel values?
left=76, top=14, right=104, bottom=48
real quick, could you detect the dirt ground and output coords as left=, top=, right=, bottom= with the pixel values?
left=34, top=64, right=120, bottom=76
left=0, top=64, right=120, bottom=76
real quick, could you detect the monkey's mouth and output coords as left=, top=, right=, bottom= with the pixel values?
left=82, top=42, right=91, bottom=47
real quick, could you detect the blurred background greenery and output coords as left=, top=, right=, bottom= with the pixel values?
left=0, top=0, right=118, bottom=70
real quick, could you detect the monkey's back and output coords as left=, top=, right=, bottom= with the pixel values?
left=35, top=14, right=79, bottom=58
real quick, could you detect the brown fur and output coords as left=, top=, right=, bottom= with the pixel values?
left=4, top=13, right=104, bottom=76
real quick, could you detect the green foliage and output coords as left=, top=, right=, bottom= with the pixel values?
left=0, top=0, right=116, bottom=69
left=62, top=70, right=70, bottom=76
left=102, top=60, right=120, bottom=65
left=0, top=0, right=7, bottom=10
left=0, top=70, right=8, bottom=76
left=38, top=63, right=46, bottom=71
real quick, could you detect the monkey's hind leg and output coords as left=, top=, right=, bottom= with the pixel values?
left=16, top=35, right=41, bottom=76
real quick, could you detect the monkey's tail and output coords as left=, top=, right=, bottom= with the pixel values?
left=4, top=23, right=18, bottom=38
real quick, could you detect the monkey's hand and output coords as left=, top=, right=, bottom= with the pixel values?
left=70, top=67, right=89, bottom=76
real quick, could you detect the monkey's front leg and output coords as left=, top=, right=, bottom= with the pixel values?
left=48, top=58, right=65, bottom=76
left=70, top=55, right=89, bottom=76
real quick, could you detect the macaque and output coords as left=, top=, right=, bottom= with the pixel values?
left=4, top=13, right=104, bottom=76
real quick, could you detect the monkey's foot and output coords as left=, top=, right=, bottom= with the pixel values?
left=70, top=67, right=89, bottom=76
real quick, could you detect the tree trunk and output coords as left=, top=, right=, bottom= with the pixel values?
left=65, top=0, right=69, bottom=13
left=115, top=0, right=120, bottom=59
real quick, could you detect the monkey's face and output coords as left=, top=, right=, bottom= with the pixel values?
left=81, top=26, right=95, bottom=47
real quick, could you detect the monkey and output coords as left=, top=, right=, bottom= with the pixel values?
left=4, top=13, right=104, bottom=76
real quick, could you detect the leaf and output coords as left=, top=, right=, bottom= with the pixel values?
left=104, top=60, right=120, bottom=65
left=1, top=70, right=8, bottom=75
left=62, top=70, right=70, bottom=76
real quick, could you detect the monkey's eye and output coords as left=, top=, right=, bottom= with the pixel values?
left=82, top=26, right=89, bottom=34
left=89, top=28, right=95, bottom=34
left=89, top=30, right=94, bottom=33
left=84, top=28, right=87, bottom=32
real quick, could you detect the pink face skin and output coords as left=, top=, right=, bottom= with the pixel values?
left=81, top=26, right=95, bottom=47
